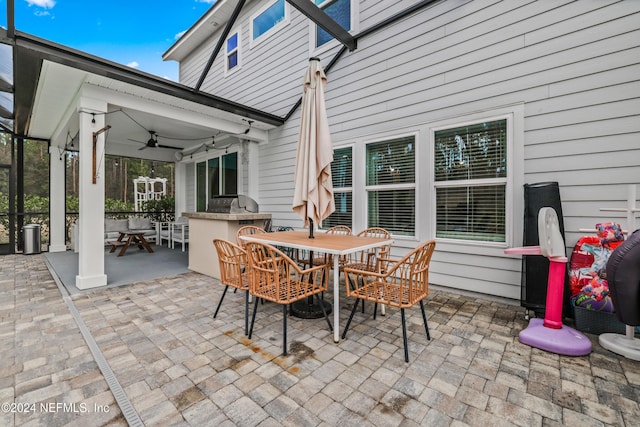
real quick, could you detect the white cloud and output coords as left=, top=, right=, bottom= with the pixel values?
left=25, top=0, right=56, bottom=9
left=174, top=30, right=187, bottom=40
left=34, top=10, right=51, bottom=17
left=127, top=61, right=140, bottom=68
left=196, top=0, right=217, bottom=4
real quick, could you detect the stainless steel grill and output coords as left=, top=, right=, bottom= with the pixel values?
left=207, top=195, right=259, bottom=214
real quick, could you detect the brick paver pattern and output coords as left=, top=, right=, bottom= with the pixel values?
left=1, top=254, right=639, bottom=426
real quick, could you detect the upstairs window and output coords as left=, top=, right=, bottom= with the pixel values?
left=313, top=0, right=353, bottom=48
left=225, top=32, right=240, bottom=73
left=252, top=0, right=287, bottom=43
left=433, top=118, right=508, bottom=243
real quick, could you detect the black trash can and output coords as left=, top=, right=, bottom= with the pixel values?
left=23, top=224, right=42, bottom=255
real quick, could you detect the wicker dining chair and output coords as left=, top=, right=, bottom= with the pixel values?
left=244, top=240, right=332, bottom=355
left=342, top=227, right=392, bottom=273
left=213, top=238, right=251, bottom=336
left=340, top=227, right=392, bottom=313
left=342, top=240, right=436, bottom=362
left=236, top=225, right=267, bottom=248
left=273, top=225, right=297, bottom=260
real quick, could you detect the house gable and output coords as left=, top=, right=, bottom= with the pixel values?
left=172, top=0, right=640, bottom=300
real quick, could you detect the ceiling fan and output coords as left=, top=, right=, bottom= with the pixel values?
left=129, top=131, right=181, bottom=150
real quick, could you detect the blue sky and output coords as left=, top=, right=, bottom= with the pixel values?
left=1, top=0, right=216, bottom=80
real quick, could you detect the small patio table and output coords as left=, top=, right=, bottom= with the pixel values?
left=108, top=231, right=155, bottom=257
left=240, top=230, right=393, bottom=343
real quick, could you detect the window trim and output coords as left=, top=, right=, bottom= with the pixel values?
left=309, top=0, right=359, bottom=55
left=250, top=0, right=290, bottom=47
left=430, top=112, right=514, bottom=248
left=224, top=30, right=241, bottom=76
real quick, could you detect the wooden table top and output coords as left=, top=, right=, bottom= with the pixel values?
left=240, top=230, right=391, bottom=255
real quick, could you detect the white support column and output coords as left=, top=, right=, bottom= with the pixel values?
left=48, top=142, right=67, bottom=252
left=246, top=140, right=260, bottom=202
left=76, top=96, right=108, bottom=289
left=175, top=161, right=187, bottom=216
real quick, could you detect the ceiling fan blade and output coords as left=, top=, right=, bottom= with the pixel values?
left=157, top=143, right=182, bottom=150
left=128, top=134, right=180, bottom=150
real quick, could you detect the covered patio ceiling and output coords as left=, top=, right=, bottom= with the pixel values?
left=10, top=31, right=285, bottom=162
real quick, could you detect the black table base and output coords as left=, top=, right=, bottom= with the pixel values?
left=291, top=297, right=332, bottom=319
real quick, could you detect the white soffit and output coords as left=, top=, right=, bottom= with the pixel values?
left=30, top=60, right=85, bottom=140
left=29, top=60, right=274, bottom=148
left=163, top=0, right=238, bottom=62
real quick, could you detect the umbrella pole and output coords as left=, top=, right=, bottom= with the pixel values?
left=291, top=217, right=333, bottom=319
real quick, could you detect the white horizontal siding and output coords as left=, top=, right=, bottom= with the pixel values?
left=176, top=0, right=640, bottom=301
left=179, top=3, right=313, bottom=117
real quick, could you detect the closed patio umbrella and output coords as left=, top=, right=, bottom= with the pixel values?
left=291, top=57, right=335, bottom=319
left=292, top=57, right=335, bottom=237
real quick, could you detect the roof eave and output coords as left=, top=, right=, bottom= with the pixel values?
left=162, top=0, right=231, bottom=62
left=13, top=30, right=284, bottom=137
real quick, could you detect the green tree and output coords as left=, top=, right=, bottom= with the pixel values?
left=23, top=139, right=50, bottom=198
left=141, top=196, right=175, bottom=222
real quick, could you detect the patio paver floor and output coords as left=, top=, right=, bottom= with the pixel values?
left=1, top=254, right=639, bottom=426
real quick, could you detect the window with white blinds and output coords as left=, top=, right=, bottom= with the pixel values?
left=366, top=136, right=415, bottom=236
left=323, top=146, right=352, bottom=229
left=433, top=119, right=507, bottom=242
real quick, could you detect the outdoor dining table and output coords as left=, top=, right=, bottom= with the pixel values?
left=240, top=230, right=393, bottom=343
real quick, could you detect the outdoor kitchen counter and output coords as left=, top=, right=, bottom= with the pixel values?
left=182, top=211, right=271, bottom=279
left=182, top=212, right=272, bottom=221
